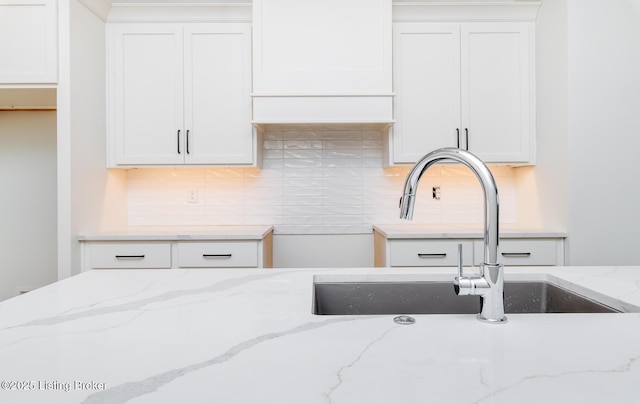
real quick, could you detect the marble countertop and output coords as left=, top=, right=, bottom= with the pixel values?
left=374, top=223, right=567, bottom=238
left=1, top=266, right=639, bottom=404
left=77, top=225, right=274, bottom=241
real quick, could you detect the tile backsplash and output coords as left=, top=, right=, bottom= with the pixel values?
left=127, top=125, right=516, bottom=234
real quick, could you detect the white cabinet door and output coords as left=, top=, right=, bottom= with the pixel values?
left=184, top=24, right=253, bottom=164
left=391, top=22, right=534, bottom=165
left=393, top=23, right=460, bottom=163
left=112, top=24, right=185, bottom=165
left=109, top=23, right=253, bottom=166
left=0, top=0, right=57, bottom=84
left=461, top=23, right=533, bottom=163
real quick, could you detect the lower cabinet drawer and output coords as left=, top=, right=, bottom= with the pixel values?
left=178, top=241, right=258, bottom=268
left=90, top=242, right=171, bottom=269
left=474, top=239, right=559, bottom=266
left=390, top=240, right=474, bottom=267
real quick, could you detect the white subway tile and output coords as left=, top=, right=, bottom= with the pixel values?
left=283, top=168, right=323, bottom=178
left=283, top=140, right=323, bottom=150
left=262, top=159, right=284, bottom=169
left=128, top=216, right=167, bottom=226
left=323, top=158, right=362, bottom=168
left=323, top=195, right=362, bottom=206
left=263, top=131, right=283, bottom=141
left=263, top=140, right=284, bottom=150
left=283, top=216, right=324, bottom=225
left=362, top=150, right=383, bottom=159
left=323, top=167, right=362, bottom=177
left=244, top=204, right=283, bottom=216
left=283, top=159, right=323, bottom=169
left=282, top=130, right=322, bottom=140
left=243, top=196, right=283, bottom=207
left=284, top=150, right=323, bottom=159
left=244, top=168, right=283, bottom=178
left=283, top=187, right=323, bottom=197
left=263, top=149, right=284, bottom=159
left=323, top=205, right=361, bottom=215
left=285, top=205, right=324, bottom=216
left=284, top=178, right=323, bottom=187
left=244, top=216, right=284, bottom=226
left=323, top=150, right=363, bottom=159
left=203, top=215, right=247, bottom=226
left=283, top=196, right=323, bottom=206
left=323, top=187, right=362, bottom=197
left=323, top=140, right=362, bottom=150
left=323, top=177, right=361, bottom=187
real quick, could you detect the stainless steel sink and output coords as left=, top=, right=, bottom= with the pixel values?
left=312, top=276, right=638, bottom=315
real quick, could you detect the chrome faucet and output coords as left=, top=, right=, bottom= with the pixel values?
left=399, top=147, right=507, bottom=324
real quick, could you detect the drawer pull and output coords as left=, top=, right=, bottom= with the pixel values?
left=501, top=252, right=531, bottom=257
left=115, top=255, right=145, bottom=259
left=203, top=254, right=232, bottom=258
left=418, top=253, right=447, bottom=258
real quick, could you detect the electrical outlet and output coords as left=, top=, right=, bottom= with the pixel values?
left=187, top=189, right=198, bottom=203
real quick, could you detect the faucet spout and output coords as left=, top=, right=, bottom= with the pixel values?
left=399, top=147, right=506, bottom=323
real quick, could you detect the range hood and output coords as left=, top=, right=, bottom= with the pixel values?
left=251, top=0, right=394, bottom=125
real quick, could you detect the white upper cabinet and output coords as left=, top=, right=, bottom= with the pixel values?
left=391, top=21, right=535, bottom=165
left=0, top=0, right=57, bottom=84
left=252, top=0, right=393, bottom=124
left=108, top=23, right=254, bottom=167
left=461, top=23, right=534, bottom=163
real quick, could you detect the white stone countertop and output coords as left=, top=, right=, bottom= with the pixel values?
left=77, top=225, right=274, bottom=241
left=1, top=266, right=639, bottom=404
left=374, top=223, right=567, bottom=239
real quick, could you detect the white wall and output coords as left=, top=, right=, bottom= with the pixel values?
left=567, top=0, right=640, bottom=265
left=58, top=0, right=128, bottom=279
left=0, top=111, right=58, bottom=300
left=515, top=0, right=569, bottom=234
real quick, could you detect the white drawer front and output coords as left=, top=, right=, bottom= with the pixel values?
left=474, top=239, right=559, bottom=266
left=390, top=240, right=474, bottom=267
left=178, top=242, right=258, bottom=268
left=90, top=243, right=171, bottom=269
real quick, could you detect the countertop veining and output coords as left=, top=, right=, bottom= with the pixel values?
left=1, top=265, right=639, bottom=403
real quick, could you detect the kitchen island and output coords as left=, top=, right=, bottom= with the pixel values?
left=1, top=266, right=640, bottom=404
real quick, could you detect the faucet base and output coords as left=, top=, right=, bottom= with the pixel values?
left=477, top=313, right=508, bottom=324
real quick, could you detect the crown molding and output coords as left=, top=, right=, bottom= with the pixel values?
left=78, top=0, right=111, bottom=21
left=392, top=1, right=542, bottom=22
left=106, top=3, right=252, bottom=23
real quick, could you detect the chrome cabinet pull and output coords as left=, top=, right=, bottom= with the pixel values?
left=186, top=130, right=190, bottom=154
left=418, top=253, right=447, bottom=258
left=501, top=252, right=531, bottom=257
left=203, top=254, right=232, bottom=258
left=115, top=255, right=145, bottom=259
left=177, top=130, right=181, bottom=154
